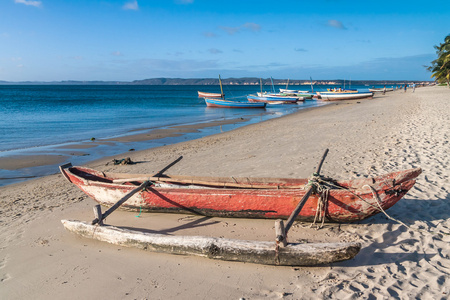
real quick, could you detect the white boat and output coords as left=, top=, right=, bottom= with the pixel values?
left=198, top=75, right=225, bottom=98
left=256, top=92, right=301, bottom=101
left=368, top=88, right=394, bottom=93
left=279, top=88, right=299, bottom=94
left=198, top=91, right=223, bottom=98
left=318, top=92, right=374, bottom=101
left=247, top=95, right=298, bottom=103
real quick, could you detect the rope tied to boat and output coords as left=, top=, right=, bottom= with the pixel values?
left=306, top=175, right=447, bottom=237
left=305, top=173, right=406, bottom=229
left=305, top=173, right=336, bottom=229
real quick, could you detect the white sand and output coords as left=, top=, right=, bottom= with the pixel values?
left=0, top=86, right=448, bottom=299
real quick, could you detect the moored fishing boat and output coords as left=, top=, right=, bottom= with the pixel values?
left=201, top=75, right=265, bottom=108
left=318, top=92, right=374, bottom=101
left=198, top=91, right=223, bottom=98
left=248, top=78, right=300, bottom=104
left=279, top=88, right=299, bottom=94
left=205, top=97, right=266, bottom=108
left=369, top=87, right=394, bottom=93
left=247, top=94, right=298, bottom=103
left=198, top=75, right=226, bottom=98
left=282, top=92, right=314, bottom=99
left=325, top=88, right=358, bottom=93
left=257, top=92, right=303, bottom=101
left=279, top=87, right=314, bottom=99
left=60, top=164, right=421, bottom=223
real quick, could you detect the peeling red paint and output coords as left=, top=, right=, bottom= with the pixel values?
left=62, top=166, right=422, bottom=223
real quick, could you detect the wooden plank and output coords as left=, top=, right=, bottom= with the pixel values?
left=275, top=219, right=287, bottom=247
left=112, top=176, right=306, bottom=190
left=62, top=220, right=361, bottom=266
left=93, top=205, right=103, bottom=225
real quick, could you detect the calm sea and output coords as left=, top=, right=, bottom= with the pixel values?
left=0, top=84, right=379, bottom=185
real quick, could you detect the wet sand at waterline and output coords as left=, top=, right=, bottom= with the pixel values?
left=1, top=86, right=449, bottom=299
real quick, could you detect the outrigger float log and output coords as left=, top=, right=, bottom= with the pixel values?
left=61, top=220, right=361, bottom=266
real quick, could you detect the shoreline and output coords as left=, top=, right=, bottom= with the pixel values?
left=1, top=86, right=448, bottom=299
left=0, top=101, right=324, bottom=187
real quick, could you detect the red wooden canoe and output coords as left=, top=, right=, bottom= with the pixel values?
left=60, top=164, right=421, bottom=223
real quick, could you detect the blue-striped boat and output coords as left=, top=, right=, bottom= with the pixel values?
left=204, top=98, right=266, bottom=108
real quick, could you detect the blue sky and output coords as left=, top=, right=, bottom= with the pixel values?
left=1, top=0, right=449, bottom=81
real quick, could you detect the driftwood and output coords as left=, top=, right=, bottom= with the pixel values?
left=62, top=220, right=361, bottom=266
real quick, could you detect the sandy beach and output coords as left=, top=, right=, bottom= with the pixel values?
left=1, top=86, right=449, bottom=299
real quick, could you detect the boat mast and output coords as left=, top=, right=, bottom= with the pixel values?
left=286, top=78, right=289, bottom=89
left=270, top=77, right=275, bottom=93
left=260, top=78, right=263, bottom=95
left=310, top=76, right=314, bottom=92
left=219, top=75, right=224, bottom=98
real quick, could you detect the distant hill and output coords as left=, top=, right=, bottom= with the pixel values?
left=0, top=78, right=432, bottom=85
left=131, top=78, right=429, bottom=86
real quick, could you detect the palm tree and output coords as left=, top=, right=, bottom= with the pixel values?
left=427, top=34, right=450, bottom=87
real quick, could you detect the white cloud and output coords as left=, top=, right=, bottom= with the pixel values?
left=219, top=23, right=262, bottom=35
left=123, top=0, right=139, bottom=10
left=203, top=32, right=217, bottom=38
left=327, top=20, right=347, bottom=30
left=112, top=51, right=124, bottom=56
left=208, top=48, right=222, bottom=54
left=242, top=23, right=261, bottom=32
left=14, top=0, right=42, bottom=7
left=219, top=26, right=240, bottom=35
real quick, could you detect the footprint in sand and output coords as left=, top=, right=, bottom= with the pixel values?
left=0, top=256, right=11, bottom=282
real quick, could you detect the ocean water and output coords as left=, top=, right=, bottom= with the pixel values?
left=0, top=84, right=381, bottom=185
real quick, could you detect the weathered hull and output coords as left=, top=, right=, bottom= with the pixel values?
left=60, top=165, right=421, bottom=223
left=61, top=220, right=361, bottom=266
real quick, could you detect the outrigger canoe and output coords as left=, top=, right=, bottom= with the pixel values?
left=60, top=164, right=421, bottom=223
